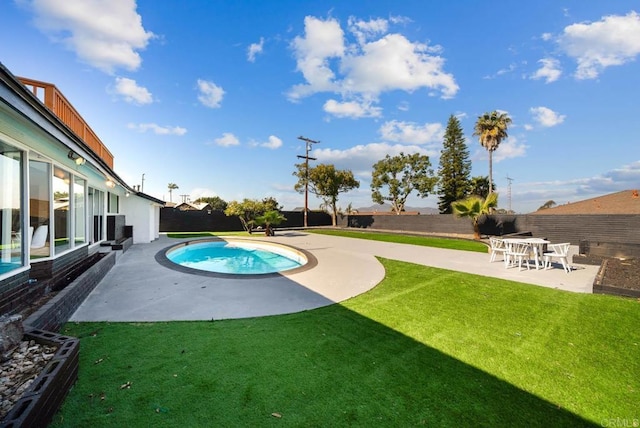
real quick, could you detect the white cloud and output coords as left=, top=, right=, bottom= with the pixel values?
left=127, top=123, right=187, bottom=135
left=323, top=99, right=382, bottom=118
left=247, top=37, right=264, bottom=62
left=314, top=142, right=433, bottom=174
left=484, top=63, right=517, bottom=79
left=493, top=136, right=527, bottom=162
left=197, top=79, right=225, bottom=108
left=23, top=0, right=154, bottom=74
left=260, top=135, right=283, bottom=149
left=114, top=77, right=153, bottom=105
left=214, top=132, right=240, bottom=147
left=288, top=15, right=458, bottom=116
left=288, top=16, right=345, bottom=100
left=530, top=58, right=562, bottom=83
left=189, top=188, right=219, bottom=201
left=347, top=16, right=388, bottom=44
left=530, top=106, right=566, bottom=127
left=474, top=136, right=527, bottom=163
left=541, top=32, right=553, bottom=41
left=378, top=120, right=444, bottom=145
left=558, top=11, right=640, bottom=79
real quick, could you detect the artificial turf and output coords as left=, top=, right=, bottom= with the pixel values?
left=52, top=258, right=639, bottom=427
left=309, top=229, right=488, bottom=252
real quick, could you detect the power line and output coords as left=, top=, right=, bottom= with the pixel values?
left=297, top=136, right=319, bottom=228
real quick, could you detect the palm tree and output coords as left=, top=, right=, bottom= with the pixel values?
left=473, top=111, right=512, bottom=194
left=451, top=193, right=498, bottom=240
left=254, top=210, right=286, bottom=236
left=167, top=183, right=179, bottom=203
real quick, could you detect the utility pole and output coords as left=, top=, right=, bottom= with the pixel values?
left=179, top=194, right=190, bottom=203
left=297, top=136, right=319, bottom=228
left=505, top=175, right=514, bottom=213
left=141, top=173, right=145, bottom=193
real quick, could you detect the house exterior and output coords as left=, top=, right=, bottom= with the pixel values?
left=0, top=63, right=163, bottom=314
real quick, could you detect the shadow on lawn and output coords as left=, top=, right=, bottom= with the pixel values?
left=55, top=304, right=596, bottom=427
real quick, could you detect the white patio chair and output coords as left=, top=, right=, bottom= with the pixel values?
left=504, top=242, right=531, bottom=271
left=543, top=243, right=571, bottom=273
left=489, top=237, right=508, bottom=263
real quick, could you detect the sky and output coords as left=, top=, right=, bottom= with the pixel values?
left=1, top=0, right=639, bottom=213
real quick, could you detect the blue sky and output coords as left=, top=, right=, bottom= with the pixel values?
left=2, top=1, right=639, bottom=213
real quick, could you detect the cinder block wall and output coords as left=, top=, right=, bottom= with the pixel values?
left=342, top=213, right=640, bottom=245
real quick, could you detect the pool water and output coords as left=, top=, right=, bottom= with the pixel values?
left=166, top=240, right=305, bottom=274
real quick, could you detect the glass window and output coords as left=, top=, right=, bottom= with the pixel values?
left=29, top=159, right=51, bottom=259
left=0, top=141, right=23, bottom=276
left=88, top=188, right=104, bottom=244
left=108, top=192, right=119, bottom=213
left=53, top=166, right=71, bottom=254
left=74, top=177, right=86, bottom=245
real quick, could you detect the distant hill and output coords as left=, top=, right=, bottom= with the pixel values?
left=355, top=203, right=439, bottom=215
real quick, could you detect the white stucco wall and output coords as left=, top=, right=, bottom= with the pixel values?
left=120, top=195, right=161, bottom=244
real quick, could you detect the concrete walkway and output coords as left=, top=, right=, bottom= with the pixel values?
left=70, top=233, right=599, bottom=322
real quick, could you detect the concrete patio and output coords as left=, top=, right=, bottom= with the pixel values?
left=70, top=232, right=600, bottom=322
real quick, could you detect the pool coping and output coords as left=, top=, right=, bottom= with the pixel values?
left=154, top=237, right=318, bottom=278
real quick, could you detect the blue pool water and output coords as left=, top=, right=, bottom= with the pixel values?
left=166, top=240, right=305, bottom=274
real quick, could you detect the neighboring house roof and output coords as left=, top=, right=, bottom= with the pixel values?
left=531, top=189, right=640, bottom=215
left=175, top=202, right=211, bottom=211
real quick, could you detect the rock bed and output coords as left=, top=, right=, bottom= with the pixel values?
left=0, top=340, right=57, bottom=419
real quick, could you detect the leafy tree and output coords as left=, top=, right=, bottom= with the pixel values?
left=437, top=115, right=472, bottom=214
left=371, top=152, right=437, bottom=215
left=167, top=183, right=179, bottom=203
left=451, top=192, right=499, bottom=240
left=294, top=163, right=360, bottom=226
left=224, top=198, right=270, bottom=233
left=254, top=210, right=287, bottom=236
left=473, top=111, right=512, bottom=194
left=537, top=200, right=557, bottom=211
left=469, top=176, right=495, bottom=199
left=193, top=196, right=228, bottom=211
left=261, top=197, right=282, bottom=212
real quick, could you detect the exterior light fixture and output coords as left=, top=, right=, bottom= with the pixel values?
left=105, top=179, right=116, bottom=188
left=68, top=150, right=86, bottom=165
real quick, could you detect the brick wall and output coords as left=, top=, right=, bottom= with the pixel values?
left=0, top=270, right=31, bottom=316
left=24, top=251, right=115, bottom=332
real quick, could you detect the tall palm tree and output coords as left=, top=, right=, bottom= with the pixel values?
left=451, top=193, right=498, bottom=240
left=167, top=183, right=179, bottom=203
left=473, top=111, right=512, bottom=194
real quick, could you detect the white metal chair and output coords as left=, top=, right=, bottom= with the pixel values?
left=543, top=243, right=571, bottom=273
left=505, top=242, right=531, bottom=270
left=489, top=237, right=508, bottom=263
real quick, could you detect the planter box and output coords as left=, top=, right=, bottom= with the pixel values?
left=1, top=330, right=79, bottom=428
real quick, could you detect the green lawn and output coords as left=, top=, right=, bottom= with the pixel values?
left=53, top=259, right=639, bottom=427
left=309, top=228, right=488, bottom=252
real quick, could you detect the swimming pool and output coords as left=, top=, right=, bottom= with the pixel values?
left=165, top=239, right=308, bottom=275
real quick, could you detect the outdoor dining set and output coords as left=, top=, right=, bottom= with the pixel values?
left=489, top=236, right=572, bottom=273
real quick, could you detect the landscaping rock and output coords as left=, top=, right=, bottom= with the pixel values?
left=0, top=315, right=24, bottom=362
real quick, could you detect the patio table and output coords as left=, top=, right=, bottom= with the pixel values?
left=502, top=238, right=550, bottom=270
